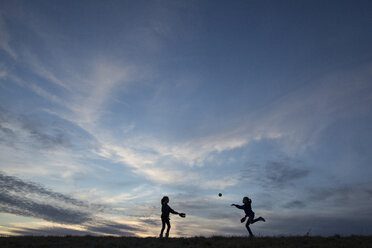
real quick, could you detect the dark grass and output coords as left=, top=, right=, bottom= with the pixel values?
left=0, top=235, right=372, bottom=248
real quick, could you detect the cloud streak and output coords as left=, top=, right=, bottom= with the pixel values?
left=90, top=64, right=372, bottom=192
left=0, top=14, right=17, bottom=59
left=264, top=160, right=309, bottom=187
left=0, top=107, right=72, bottom=149
left=0, top=193, right=92, bottom=225
left=241, top=158, right=309, bottom=189
left=0, top=172, right=140, bottom=235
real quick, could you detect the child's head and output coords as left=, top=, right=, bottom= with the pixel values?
left=243, top=197, right=251, bottom=204
left=161, top=196, right=169, bottom=204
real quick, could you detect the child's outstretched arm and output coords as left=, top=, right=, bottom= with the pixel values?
left=169, top=206, right=186, bottom=218
left=231, top=204, right=244, bottom=209
left=169, top=206, right=179, bottom=215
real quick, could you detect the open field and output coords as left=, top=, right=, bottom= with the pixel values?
left=0, top=236, right=372, bottom=248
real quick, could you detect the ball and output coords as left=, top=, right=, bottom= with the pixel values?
left=218, top=193, right=222, bottom=197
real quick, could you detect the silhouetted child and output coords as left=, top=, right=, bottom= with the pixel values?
left=231, top=196, right=265, bottom=237
left=160, top=196, right=185, bottom=238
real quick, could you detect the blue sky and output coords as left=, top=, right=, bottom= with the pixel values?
left=1, top=0, right=372, bottom=237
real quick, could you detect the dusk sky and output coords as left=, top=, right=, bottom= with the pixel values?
left=1, top=0, right=372, bottom=237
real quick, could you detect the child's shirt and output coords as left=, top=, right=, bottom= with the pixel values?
left=235, top=203, right=254, bottom=216
left=161, top=203, right=178, bottom=219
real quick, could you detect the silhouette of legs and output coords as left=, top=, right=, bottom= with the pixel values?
left=245, top=213, right=265, bottom=237
left=245, top=221, right=254, bottom=237
left=250, top=216, right=265, bottom=224
left=160, top=218, right=171, bottom=238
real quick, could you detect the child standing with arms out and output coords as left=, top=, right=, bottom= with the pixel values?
left=160, top=196, right=185, bottom=238
left=231, top=196, right=265, bottom=237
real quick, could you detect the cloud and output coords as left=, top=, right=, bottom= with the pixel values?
left=242, top=158, right=309, bottom=189
left=1, top=15, right=136, bottom=129
left=0, top=172, right=101, bottom=209
left=12, top=55, right=135, bottom=129
left=7, top=2, right=370, bottom=192
left=199, top=176, right=240, bottom=190
left=0, top=172, right=99, bottom=224
left=257, top=65, right=372, bottom=152
left=0, top=106, right=100, bottom=155
left=0, top=125, right=14, bottom=136
left=85, top=220, right=138, bottom=236
left=0, top=193, right=92, bottom=224
left=4, top=219, right=140, bottom=236
left=22, top=51, right=71, bottom=90
left=0, top=172, right=140, bottom=235
left=264, top=160, right=309, bottom=187
left=87, top=64, right=372, bottom=192
left=4, top=221, right=137, bottom=236
left=177, top=198, right=224, bottom=212
left=282, top=200, right=306, bottom=209
left=137, top=218, right=159, bottom=227
left=261, top=212, right=372, bottom=236
left=20, top=115, right=72, bottom=149
left=0, top=14, right=17, bottom=59
left=156, top=132, right=249, bottom=166
left=1, top=2, right=371, bottom=237
left=96, top=142, right=241, bottom=190
left=0, top=107, right=72, bottom=149
left=306, top=183, right=372, bottom=214
left=95, top=143, right=199, bottom=186
left=4, top=226, right=94, bottom=236
left=0, top=124, right=16, bottom=145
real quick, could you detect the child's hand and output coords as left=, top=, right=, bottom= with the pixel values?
left=240, top=217, right=246, bottom=223
left=179, top=213, right=186, bottom=218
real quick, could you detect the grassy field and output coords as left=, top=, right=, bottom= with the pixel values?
left=0, top=235, right=371, bottom=248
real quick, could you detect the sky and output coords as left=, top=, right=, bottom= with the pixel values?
left=1, top=0, right=372, bottom=237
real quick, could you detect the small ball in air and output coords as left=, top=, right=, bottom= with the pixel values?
left=218, top=193, right=222, bottom=197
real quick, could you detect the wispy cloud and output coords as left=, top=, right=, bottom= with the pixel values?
left=0, top=14, right=17, bottom=59
left=0, top=172, right=141, bottom=235
left=264, top=160, right=309, bottom=187
left=22, top=51, right=71, bottom=91
left=0, top=106, right=73, bottom=150
left=241, top=158, right=309, bottom=189
left=0, top=172, right=100, bottom=223
left=5, top=226, right=94, bottom=236
left=282, top=200, right=306, bottom=209
left=0, top=194, right=92, bottom=225
left=65, top=60, right=135, bottom=126
left=261, top=211, right=372, bottom=236
left=93, top=64, right=372, bottom=190
left=307, top=183, right=372, bottom=212
left=5, top=0, right=370, bottom=191
left=95, top=142, right=241, bottom=189
left=1, top=12, right=136, bottom=130
left=199, top=176, right=240, bottom=190
left=9, top=54, right=136, bottom=129
left=4, top=52, right=370, bottom=196
left=2, top=220, right=138, bottom=236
